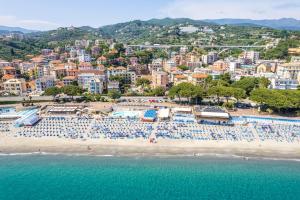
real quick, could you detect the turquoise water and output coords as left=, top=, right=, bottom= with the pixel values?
left=0, top=155, right=300, bottom=200
left=111, top=111, right=141, bottom=118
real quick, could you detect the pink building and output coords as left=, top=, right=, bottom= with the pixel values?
left=152, top=71, right=169, bottom=89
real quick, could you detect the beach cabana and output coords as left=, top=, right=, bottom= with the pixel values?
left=142, top=110, right=157, bottom=122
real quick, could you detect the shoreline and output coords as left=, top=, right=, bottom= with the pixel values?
left=1, top=136, right=300, bottom=160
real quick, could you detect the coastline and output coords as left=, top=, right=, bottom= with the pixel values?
left=1, top=136, right=300, bottom=160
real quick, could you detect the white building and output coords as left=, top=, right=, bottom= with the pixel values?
left=35, top=76, right=55, bottom=92
left=202, top=52, right=218, bottom=65
left=78, top=50, right=91, bottom=62
left=277, top=63, right=300, bottom=83
left=78, top=73, right=106, bottom=94
left=270, top=77, right=299, bottom=90
left=107, top=67, right=136, bottom=84
left=243, top=51, right=260, bottom=64
left=3, top=79, right=26, bottom=95
left=163, top=60, right=176, bottom=72
left=89, top=77, right=105, bottom=94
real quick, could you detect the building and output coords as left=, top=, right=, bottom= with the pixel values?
left=2, top=66, right=16, bottom=76
left=91, top=46, right=100, bottom=56
left=107, top=81, right=120, bottom=91
left=229, top=62, right=240, bottom=72
left=288, top=48, right=300, bottom=55
left=3, top=79, right=26, bottom=95
left=277, top=63, right=300, bottom=83
left=35, top=76, right=55, bottom=92
left=163, top=60, right=176, bottom=72
left=97, top=56, right=107, bottom=65
left=174, top=75, right=188, bottom=86
left=0, top=60, right=11, bottom=68
left=202, top=52, right=218, bottom=65
left=152, top=71, right=169, bottom=89
left=211, top=60, right=229, bottom=72
left=243, top=51, right=260, bottom=64
left=270, top=77, right=299, bottom=90
left=128, top=64, right=149, bottom=75
left=291, top=56, right=300, bottom=63
left=78, top=53, right=91, bottom=62
left=180, top=46, right=188, bottom=55
left=189, top=74, right=208, bottom=85
left=129, top=57, right=139, bottom=66
left=66, top=69, right=79, bottom=77
left=125, top=47, right=134, bottom=56
left=89, top=77, right=105, bottom=94
left=107, top=66, right=136, bottom=84
left=63, top=76, right=77, bottom=86
left=149, top=59, right=163, bottom=72
left=78, top=73, right=106, bottom=94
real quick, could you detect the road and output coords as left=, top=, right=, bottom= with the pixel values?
left=0, top=96, right=54, bottom=102
left=128, top=44, right=266, bottom=49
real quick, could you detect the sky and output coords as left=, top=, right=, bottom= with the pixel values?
left=0, top=0, right=300, bottom=30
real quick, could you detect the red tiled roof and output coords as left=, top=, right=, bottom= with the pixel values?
left=3, top=66, right=15, bottom=70
left=192, top=74, right=208, bottom=79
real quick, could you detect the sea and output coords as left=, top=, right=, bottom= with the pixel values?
left=0, top=155, right=300, bottom=200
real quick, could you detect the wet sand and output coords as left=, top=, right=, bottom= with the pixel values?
left=1, top=136, right=300, bottom=159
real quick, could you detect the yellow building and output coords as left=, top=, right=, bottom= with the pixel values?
left=174, top=75, right=188, bottom=85
left=3, top=78, right=27, bottom=95
left=288, top=48, right=300, bottom=55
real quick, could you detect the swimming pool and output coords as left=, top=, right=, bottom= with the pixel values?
left=111, top=111, right=141, bottom=118
left=231, top=116, right=300, bottom=124
left=0, top=107, right=16, bottom=115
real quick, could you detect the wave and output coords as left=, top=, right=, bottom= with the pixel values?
left=0, top=151, right=300, bottom=162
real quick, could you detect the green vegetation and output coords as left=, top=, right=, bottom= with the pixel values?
left=169, top=82, right=204, bottom=104
left=136, top=78, right=151, bottom=87
left=44, top=86, right=83, bottom=97
left=250, top=89, right=300, bottom=114
left=177, top=65, right=189, bottom=71
left=2, top=18, right=296, bottom=61
left=83, top=93, right=107, bottom=102
left=148, top=86, right=165, bottom=97
left=232, top=77, right=270, bottom=95
left=262, top=39, right=300, bottom=60
left=108, top=90, right=121, bottom=100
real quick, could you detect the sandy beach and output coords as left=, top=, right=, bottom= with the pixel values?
left=1, top=136, right=300, bottom=159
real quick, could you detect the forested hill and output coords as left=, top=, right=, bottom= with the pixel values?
left=0, top=18, right=300, bottom=61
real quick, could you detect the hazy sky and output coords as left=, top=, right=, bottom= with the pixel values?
left=0, top=0, right=300, bottom=30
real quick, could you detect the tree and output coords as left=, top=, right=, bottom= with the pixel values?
left=153, top=50, right=168, bottom=59
left=220, top=73, right=232, bottom=85
left=177, top=65, right=189, bottom=71
left=250, top=89, right=300, bottom=114
left=44, top=87, right=61, bottom=96
left=151, top=86, right=165, bottom=96
left=168, top=82, right=204, bottom=104
left=20, top=72, right=31, bottom=81
left=232, top=77, right=259, bottom=95
left=108, top=90, right=121, bottom=100
left=232, top=88, right=246, bottom=103
left=71, top=80, right=79, bottom=86
left=208, top=86, right=224, bottom=104
left=134, top=50, right=153, bottom=64
left=192, top=86, right=205, bottom=105
left=258, top=77, right=270, bottom=88
left=136, top=78, right=151, bottom=87
left=62, top=85, right=83, bottom=98
left=10, top=48, right=15, bottom=56
left=114, top=43, right=125, bottom=55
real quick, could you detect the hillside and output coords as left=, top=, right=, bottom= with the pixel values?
left=204, top=18, right=300, bottom=30
left=0, top=25, right=37, bottom=33
left=0, top=18, right=299, bottom=61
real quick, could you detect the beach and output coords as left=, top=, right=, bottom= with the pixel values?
left=1, top=136, right=300, bottom=159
